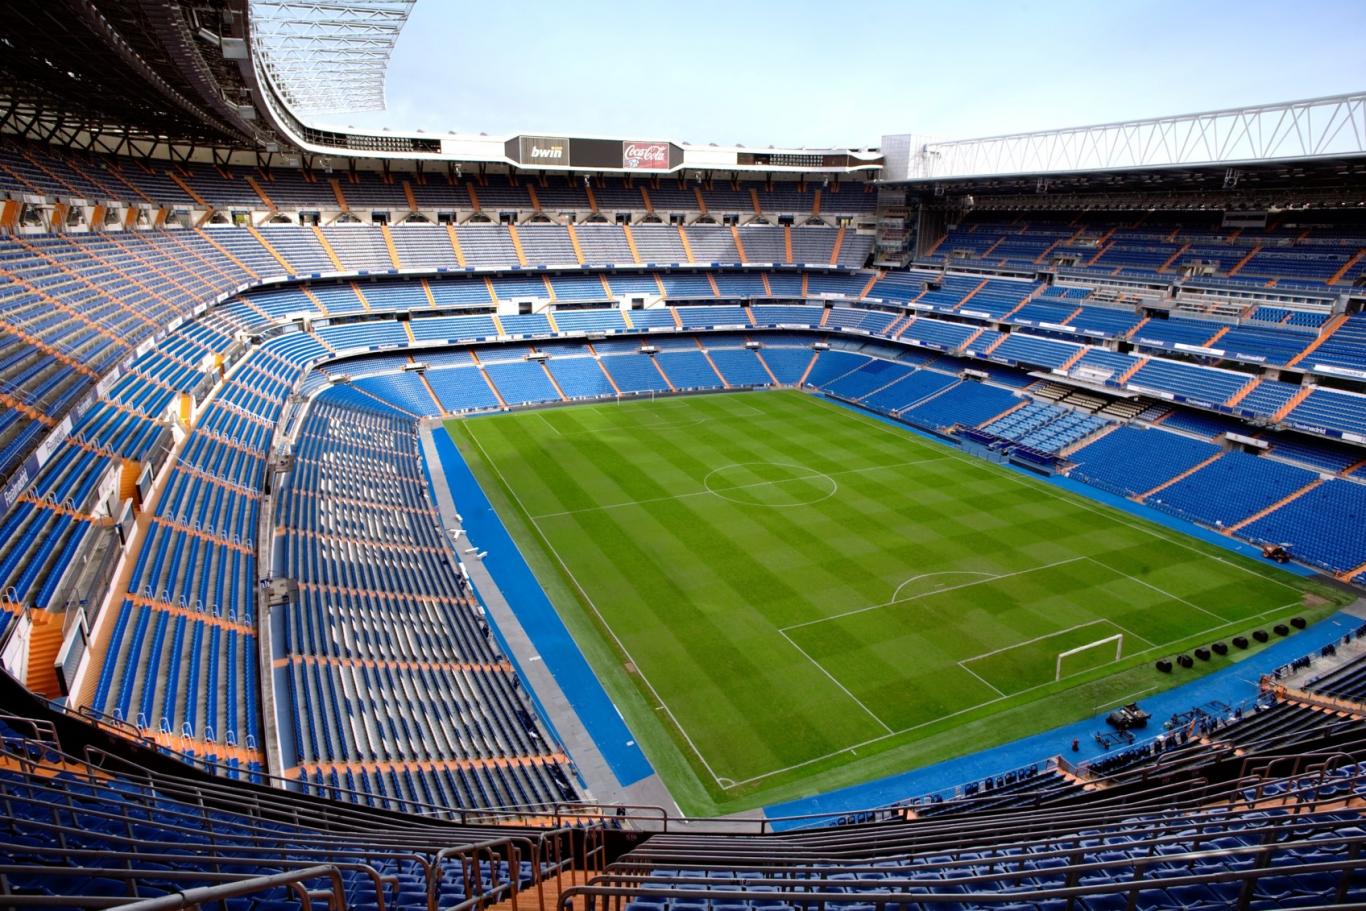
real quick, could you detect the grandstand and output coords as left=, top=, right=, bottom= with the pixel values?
left=0, top=0, right=1364, bottom=907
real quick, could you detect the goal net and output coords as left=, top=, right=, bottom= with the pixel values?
left=1055, top=633, right=1123, bottom=681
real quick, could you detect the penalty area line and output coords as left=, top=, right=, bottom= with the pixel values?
left=783, top=556, right=1088, bottom=633
left=956, top=660, right=1006, bottom=697
left=960, top=617, right=1113, bottom=666
left=778, top=628, right=893, bottom=734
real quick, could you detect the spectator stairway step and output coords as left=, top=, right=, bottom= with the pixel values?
left=1272, top=386, right=1316, bottom=422
left=311, top=226, right=345, bottom=271
left=1286, top=314, right=1349, bottom=368
left=381, top=224, right=402, bottom=268
left=1226, top=478, right=1324, bottom=534
left=565, top=224, right=586, bottom=264
left=1227, top=245, right=1262, bottom=276
left=622, top=224, right=642, bottom=263
left=1329, top=249, right=1364, bottom=285
left=243, top=174, right=276, bottom=210
left=24, top=608, right=64, bottom=698
left=245, top=225, right=295, bottom=274
left=676, top=225, right=695, bottom=263
left=730, top=226, right=748, bottom=261
left=328, top=177, right=350, bottom=212
left=1139, top=451, right=1227, bottom=501
left=1226, top=376, right=1262, bottom=408
left=507, top=225, right=528, bottom=267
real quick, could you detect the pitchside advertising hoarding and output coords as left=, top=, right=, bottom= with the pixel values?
left=506, top=135, right=681, bottom=171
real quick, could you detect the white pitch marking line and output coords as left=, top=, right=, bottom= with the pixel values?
left=891, top=570, right=994, bottom=602
left=1083, top=555, right=1225, bottom=623
left=531, top=457, right=947, bottom=520
left=538, top=396, right=766, bottom=437
left=727, top=595, right=1315, bottom=789
left=552, top=415, right=711, bottom=435
left=804, top=395, right=1307, bottom=596
left=535, top=412, right=563, bottom=437
left=956, top=660, right=1006, bottom=697
left=959, top=617, right=1111, bottom=666
left=779, top=629, right=893, bottom=734
left=465, top=396, right=1330, bottom=792
left=782, top=556, right=1087, bottom=633
left=722, top=595, right=1320, bottom=791
left=463, top=422, right=732, bottom=790
left=704, top=462, right=839, bottom=508
left=1105, top=619, right=1158, bottom=649
left=1101, top=685, right=1162, bottom=711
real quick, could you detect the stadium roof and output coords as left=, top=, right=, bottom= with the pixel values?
left=884, top=92, right=1366, bottom=182
left=0, top=2, right=1360, bottom=187
left=0, top=0, right=266, bottom=149
left=248, top=0, right=415, bottom=114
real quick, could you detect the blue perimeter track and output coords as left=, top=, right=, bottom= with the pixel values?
left=425, top=425, right=654, bottom=789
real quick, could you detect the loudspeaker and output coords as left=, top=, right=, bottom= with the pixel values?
left=1177, top=654, right=1194, bottom=668
left=1274, top=624, right=1290, bottom=637
left=1156, top=659, right=1173, bottom=673
left=1291, top=616, right=1307, bottom=629
left=1253, top=629, right=1269, bottom=643
left=1194, top=647, right=1211, bottom=661
left=1232, top=635, right=1249, bottom=649
left=1212, top=642, right=1228, bottom=656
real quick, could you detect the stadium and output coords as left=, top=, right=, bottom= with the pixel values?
left=0, top=0, right=1364, bottom=906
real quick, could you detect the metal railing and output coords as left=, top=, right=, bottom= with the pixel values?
left=0, top=864, right=347, bottom=910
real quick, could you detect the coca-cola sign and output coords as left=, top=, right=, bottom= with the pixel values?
left=623, top=141, right=669, bottom=170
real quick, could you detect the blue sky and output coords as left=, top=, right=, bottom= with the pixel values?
left=323, top=0, right=1366, bottom=148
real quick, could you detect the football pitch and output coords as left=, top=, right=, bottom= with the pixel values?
left=447, top=390, right=1350, bottom=814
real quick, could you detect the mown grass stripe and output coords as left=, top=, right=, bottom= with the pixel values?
left=448, top=390, right=1351, bottom=814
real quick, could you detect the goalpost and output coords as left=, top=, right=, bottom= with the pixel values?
left=1055, top=633, right=1123, bottom=681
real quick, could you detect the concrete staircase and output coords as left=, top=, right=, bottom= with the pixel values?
left=485, top=870, right=582, bottom=911
left=25, top=609, right=64, bottom=698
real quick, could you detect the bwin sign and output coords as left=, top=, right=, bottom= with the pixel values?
left=519, top=136, right=570, bottom=166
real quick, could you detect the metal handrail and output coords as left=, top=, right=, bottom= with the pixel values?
left=604, top=795, right=1360, bottom=871
left=0, top=864, right=345, bottom=911
left=618, top=765, right=1366, bottom=859
left=7, top=710, right=1360, bottom=847
left=0, top=843, right=397, bottom=911
left=110, top=865, right=345, bottom=911
left=559, top=850, right=1366, bottom=911
left=11, top=676, right=1366, bottom=839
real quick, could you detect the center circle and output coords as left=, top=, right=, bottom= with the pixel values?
left=702, top=462, right=838, bottom=507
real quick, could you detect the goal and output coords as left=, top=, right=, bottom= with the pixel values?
left=1055, top=633, right=1123, bottom=681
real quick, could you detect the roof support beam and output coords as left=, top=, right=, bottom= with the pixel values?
left=888, top=92, right=1366, bottom=181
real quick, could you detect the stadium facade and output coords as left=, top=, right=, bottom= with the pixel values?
left=0, top=1, right=1364, bottom=907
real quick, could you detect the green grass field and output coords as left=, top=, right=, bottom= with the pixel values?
left=448, top=390, right=1351, bottom=815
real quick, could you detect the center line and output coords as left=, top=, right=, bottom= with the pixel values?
left=532, top=456, right=947, bottom=519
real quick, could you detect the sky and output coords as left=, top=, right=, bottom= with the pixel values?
left=320, top=0, right=1366, bottom=149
